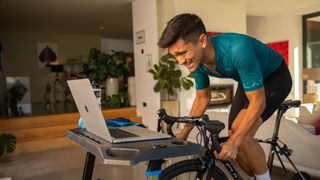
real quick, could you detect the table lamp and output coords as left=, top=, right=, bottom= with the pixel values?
left=51, top=64, right=64, bottom=84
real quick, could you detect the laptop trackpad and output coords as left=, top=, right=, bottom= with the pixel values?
left=109, top=128, right=138, bottom=138
left=119, top=126, right=165, bottom=137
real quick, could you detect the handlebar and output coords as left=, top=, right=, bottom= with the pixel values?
left=157, top=108, right=225, bottom=152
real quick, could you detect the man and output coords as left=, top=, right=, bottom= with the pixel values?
left=158, top=13, right=292, bottom=180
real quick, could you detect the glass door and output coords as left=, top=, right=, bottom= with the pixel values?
left=302, top=11, right=320, bottom=103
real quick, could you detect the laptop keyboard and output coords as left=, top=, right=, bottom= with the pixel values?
left=109, top=128, right=138, bottom=138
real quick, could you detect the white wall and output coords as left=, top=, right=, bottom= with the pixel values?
left=174, top=0, right=246, bottom=33
left=134, top=0, right=320, bottom=126
left=100, top=38, right=133, bottom=54
left=132, top=0, right=160, bottom=130
left=0, top=31, right=100, bottom=103
left=247, top=15, right=297, bottom=109
left=167, top=0, right=247, bottom=116
left=247, top=3, right=320, bottom=116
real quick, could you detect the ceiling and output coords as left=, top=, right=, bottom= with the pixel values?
left=0, top=0, right=133, bottom=39
left=0, top=0, right=319, bottom=39
left=220, top=0, right=320, bottom=16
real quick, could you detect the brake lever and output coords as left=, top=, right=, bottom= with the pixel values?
left=166, top=123, right=175, bottom=137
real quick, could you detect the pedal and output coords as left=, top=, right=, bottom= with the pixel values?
left=279, top=144, right=293, bottom=156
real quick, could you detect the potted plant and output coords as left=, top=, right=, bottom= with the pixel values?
left=149, top=53, right=193, bottom=132
left=149, top=53, right=194, bottom=100
left=105, top=50, right=130, bottom=97
left=105, top=91, right=128, bottom=108
left=0, top=133, right=16, bottom=157
left=82, top=48, right=109, bottom=84
left=82, top=48, right=130, bottom=107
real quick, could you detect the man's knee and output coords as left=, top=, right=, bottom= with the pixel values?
left=236, top=149, right=245, bottom=161
left=239, top=136, right=257, bottom=150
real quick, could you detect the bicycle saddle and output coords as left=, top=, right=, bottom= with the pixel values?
left=280, top=99, right=301, bottom=109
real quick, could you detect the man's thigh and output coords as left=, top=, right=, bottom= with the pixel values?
left=228, top=61, right=292, bottom=130
left=229, top=109, right=263, bottom=138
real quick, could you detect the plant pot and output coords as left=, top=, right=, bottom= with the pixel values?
left=0, top=177, right=12, bottom=180
left=105, top=78, right=119, bottom=97
left=127, top=76, right=136, bottom=106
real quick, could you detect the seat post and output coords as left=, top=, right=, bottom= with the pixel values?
left=271, top=108, right=286, bottom=141
left=268, top=107, right=286, bottom=172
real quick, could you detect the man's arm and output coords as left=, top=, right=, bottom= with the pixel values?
left=228, top=87, right=266, bottom=147
left=176, top=87, right=211, bottom=139
left=216, top=87, right=266, bottom=160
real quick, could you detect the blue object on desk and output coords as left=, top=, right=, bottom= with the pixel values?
left=78, top=117, right=146, bottom=129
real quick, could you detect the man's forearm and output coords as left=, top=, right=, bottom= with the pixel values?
left=229, top=100, right=265, bottom=146
left=183, top=90, right=210, bottom=133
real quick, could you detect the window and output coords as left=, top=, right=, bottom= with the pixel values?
left=302, top=11, right=320, bottom=103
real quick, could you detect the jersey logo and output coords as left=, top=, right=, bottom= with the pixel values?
left=243, top=79, right=263, bottom=89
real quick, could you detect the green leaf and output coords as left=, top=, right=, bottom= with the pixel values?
left=154, top=80, right=165, bottom=92
left=154, top=64, right=161, bottom=72
left=0, top=133, right=17, bottom=156
left=105, top=95, right=121, bottom=108
left=186, top=79, right=194, bottom=86
left=182, top=79, right=190, bottom=90
left=149, top=69, right=156, bottom=75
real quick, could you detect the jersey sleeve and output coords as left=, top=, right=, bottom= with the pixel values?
left=192, top=66, right=210, bottom=90
left=232, top=38, right=264, bottom=91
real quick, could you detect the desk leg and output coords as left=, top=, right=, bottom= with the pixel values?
left=82, top=152, right=96, bottom=180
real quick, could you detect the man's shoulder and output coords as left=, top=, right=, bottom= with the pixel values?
left=211, top=33, right=251, bottom=49
left=213, top=32, right=249, bottom=39
left=192, top=65, right=205, bottom=75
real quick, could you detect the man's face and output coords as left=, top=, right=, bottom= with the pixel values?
left=168, top=38, right=203, bottom=72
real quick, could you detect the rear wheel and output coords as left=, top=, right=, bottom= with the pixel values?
left=159, top=158, right=228, bottom=180
left=291, top=171, right=311, bottom=180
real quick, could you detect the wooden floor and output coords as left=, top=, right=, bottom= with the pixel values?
left=1, top=146, right=318, bottom=180
left=1, top=107, right=318, bottom=180
left=0, top=107, right=142, bottom=156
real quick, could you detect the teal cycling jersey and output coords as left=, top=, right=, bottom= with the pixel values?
left=192, top=33, right=283, bottom=91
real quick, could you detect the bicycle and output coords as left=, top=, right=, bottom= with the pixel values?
left=146, top=100, right=311, bottom=180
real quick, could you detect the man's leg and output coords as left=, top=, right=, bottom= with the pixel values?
left=230, top=109, right=268, bottom=175
left=227, top=107, right=254, bottom=176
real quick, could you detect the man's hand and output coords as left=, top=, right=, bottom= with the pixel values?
left=215, top=140, right=238, bottom=160
left=175, top=128, right=190, bottom=140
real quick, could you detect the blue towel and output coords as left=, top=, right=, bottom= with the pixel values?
left=78, top=117, right=146, bottom=129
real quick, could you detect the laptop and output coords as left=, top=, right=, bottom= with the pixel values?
left=67, top=78, right=170, bottom=144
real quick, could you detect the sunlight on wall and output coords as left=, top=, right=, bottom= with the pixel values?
left=294, top=46, right=300, bottom=117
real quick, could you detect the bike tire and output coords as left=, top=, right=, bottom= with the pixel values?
left=291, top=171, right=311, bottom=180
left=159, top=158, right=228, bottom=180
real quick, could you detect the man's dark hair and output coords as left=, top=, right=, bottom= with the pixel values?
left=158, top=13, right=206, bottom=48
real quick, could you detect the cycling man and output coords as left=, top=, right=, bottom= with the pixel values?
left=157, top=13, right=292, bottom=180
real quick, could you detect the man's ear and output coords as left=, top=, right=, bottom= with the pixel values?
left=198, top=34, right=208, bottom=48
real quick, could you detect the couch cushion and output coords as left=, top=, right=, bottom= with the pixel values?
left=300, top=123, right=316, bottom=135
left=297, top=105, right=320, bottom=126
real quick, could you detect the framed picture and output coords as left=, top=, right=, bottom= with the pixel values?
left=135, top=30, right=145, bottom=45
left=6, top=76, right=32, bottom=115
left=37, top=42, right=59, bottom=68
left=207, top=84, right=234, bottom=108
left=0, top=39, right=3, bottom=71
left=267, top=41, right=289, bottom=65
